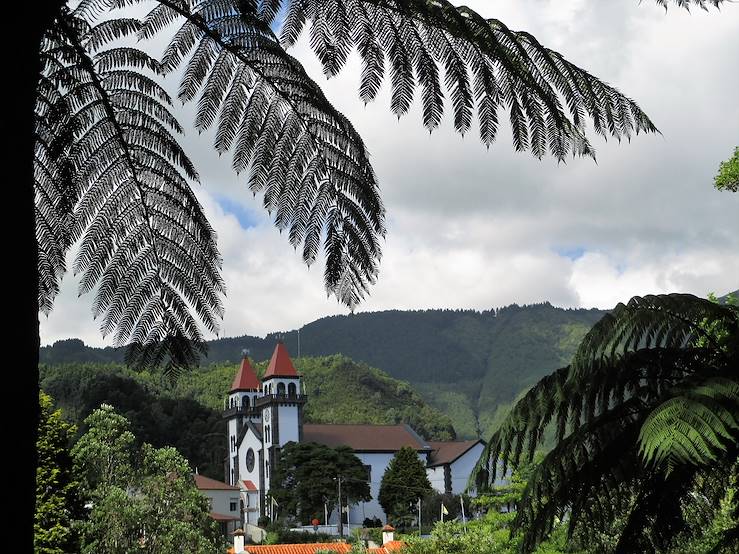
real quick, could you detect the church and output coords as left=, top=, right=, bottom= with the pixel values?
left=223, top=341, right=485, bottom=530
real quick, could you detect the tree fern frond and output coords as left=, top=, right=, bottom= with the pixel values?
left=653, top=0, right=727, bottom=10
left=38, top=7, right=225, bottom=373
left=481, top=293, right=739, bottom=552
left=138, top=0, right=385, bottom=309
left=573, top=293, right=737, bottom=374
left=639, top=374, right=739, bottom=471
left=281, top=0, right=659, bottom=159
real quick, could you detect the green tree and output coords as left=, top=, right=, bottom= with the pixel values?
left=404, top=464, right=574, bottom=554
left=35, top=392, right=81, bottom=554
left=478, top=293, right=739, bottom=552
left=270, top=441, right=371, bottom=525
left=72, top=405, right=223, bottom=554
left=714, top=146, right=739, bottom=192
left=19, top=0, right=724, bottom=548
left=378, top=446, right=432, bottom=525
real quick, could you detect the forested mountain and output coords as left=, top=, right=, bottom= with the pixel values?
left=39, top=355, right=454, bottom=479
left=41, top=302, right=611, bottom=438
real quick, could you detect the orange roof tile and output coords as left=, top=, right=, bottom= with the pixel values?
left=243, top=541, right=406, bottom=554
left=244, top=544, right=352, bottom=554
left=241, top=479, right=258, bottom=491
left=195, top=474, right=239, bottom=491
left=231, top=355, right=262, bottom=392
left=303, top=424, right=429, bottom=452
left=263, top=342, right=298, bottom=379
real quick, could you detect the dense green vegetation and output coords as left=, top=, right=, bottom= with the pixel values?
left=72, top=405, right=223, bottom=553
left=41, top=303, right=607, bottom=438
left=39, top=354, right=455, bottom=479
left=714, top=146, right=739, bottom=192
left=35, top=392, right=81, bottom=554
left=379, top=446, right=433, bottom=526
left=481, top=293, right=739, bottom=552
left=270, top=442, right=371, bottom=525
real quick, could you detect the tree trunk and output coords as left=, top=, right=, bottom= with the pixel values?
left=9, top=2, right=65, bottom=550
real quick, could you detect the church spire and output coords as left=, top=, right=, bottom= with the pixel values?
left=230, top=353, right=261, bottom=392
left=263, top=341, right=298, bottom=379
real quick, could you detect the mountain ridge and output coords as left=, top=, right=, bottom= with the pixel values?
left=42, top=301, right=611, bottom=438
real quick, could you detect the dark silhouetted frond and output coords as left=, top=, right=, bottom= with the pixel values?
left=36, top=7, right=225, bottom=374
left=139, top=0, right=386, bottom=309
left=653, top=0, right=727, bottom=10
left=280, top=0, right=660, bottom=159
left=477, top=293, right=739, bottom=552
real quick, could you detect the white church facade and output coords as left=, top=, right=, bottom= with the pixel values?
left=223, top=341, right=486, bottom=529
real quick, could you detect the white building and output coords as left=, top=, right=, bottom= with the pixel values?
left=194, top=474, right=241, bottom=537
left=223, top=342, right=486, bottom=530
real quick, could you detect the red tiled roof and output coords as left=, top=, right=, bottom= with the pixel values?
left=241, top=479, right=258, bottom=491
left=231, top=355, right=262, bottom=392
left=243, top=542, right=406, bottom=554
left=210, top=511, right=240, bottom=521
left=245, top=544, right=352, bottom=554
left=370, top=541, right=405, bottom=553
left=195, top=474, right=239, bottom=491
left=427, top=440, right=483, bottom=467
left=302, top=424, right=429, bottom=452
left=263, top=342, right=298, bottom=379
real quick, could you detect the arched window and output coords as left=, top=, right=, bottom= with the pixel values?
left=288, top=383, right=297, bottom=396
left=230, top=397, right=234, bottom=408
left=277, top=383, right=286, bottom=396
left=265, top=425, right=270, bottom=442
left=242, top=396, right=249, bottom=409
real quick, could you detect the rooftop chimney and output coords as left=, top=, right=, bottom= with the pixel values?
left=382, top=524, right=395, bottom=545
left=232, top=528, right=245, bottom=553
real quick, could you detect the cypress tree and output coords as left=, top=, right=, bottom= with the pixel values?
left=378, top=446, right=432, bottom=525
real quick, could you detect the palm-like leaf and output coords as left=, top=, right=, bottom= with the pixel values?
left=655, top=0, right=727, bottom=9
left=37, top=7, right=225, bottom=374
left=476, top=293, right=739, bottom=551
left=278, top=0, right=661, bottom=159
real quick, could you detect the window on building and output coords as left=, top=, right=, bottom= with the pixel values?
left=288, top=383, right=297, bottom=396
left=277, top=383, right=286, bottom=395
left=230, top=498, right=238, bottom=512
left=265, top=425, right=270, bottom=442
left=363, top=464, right=372, bottom=483
left=243, top=396, right=249, bottom=409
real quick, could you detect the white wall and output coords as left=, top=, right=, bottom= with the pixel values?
left=237, top=431, right=263, bottom=491
left=448, top=443, right=486, bottom=495
left=277, top=405, right=299, bottom=445
left=427, top=465, right=446, bottom=494
left=202, top=488, right=240, bottom=518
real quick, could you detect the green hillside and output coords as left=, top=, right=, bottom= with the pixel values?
left=42, top=302, right=607, bottom=438
left=39, top=355, right=455, bottom=479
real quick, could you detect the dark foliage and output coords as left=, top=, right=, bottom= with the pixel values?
left=41, top=303, right=607, bottom=438
left=40, top=364, right=225, bottom=479
left=270, top=441, right=371, bottom=524
left=476, top=294, right=739, bottom=552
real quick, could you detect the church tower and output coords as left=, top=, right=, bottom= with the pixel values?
left=224, top=352, right=262, bottom=486
left=256, top=340, right=306, bottom=496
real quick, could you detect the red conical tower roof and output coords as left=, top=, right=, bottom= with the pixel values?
left=230, top=355, right=261, bottom=392
left=263, top=341, right=298, bottom=379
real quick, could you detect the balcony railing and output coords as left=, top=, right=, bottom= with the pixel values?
left=253, top=393, right=307, bottom=407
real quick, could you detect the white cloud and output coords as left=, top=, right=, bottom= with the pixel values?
left=40, top=0, right=739, bottom=346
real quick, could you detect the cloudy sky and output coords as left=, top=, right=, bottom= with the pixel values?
left=41, top=0, right=739, bottom=347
